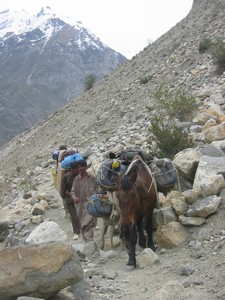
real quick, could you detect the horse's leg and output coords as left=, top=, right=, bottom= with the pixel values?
left=108, top=223, right=114, bottom=247
left=99, top=221, right=108, bottom=250
left=120, top=224, right=130, bottom=251
left=145, top=214, right=156, bottom=251
left=127, top=224, right=137, bottom=268
left=136, top=214, right=146, bottom=248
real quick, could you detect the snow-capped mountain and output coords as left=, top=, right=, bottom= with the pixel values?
left=0, top=6, right=127, bottom=147
left=0, top=6, right=108, bottom=52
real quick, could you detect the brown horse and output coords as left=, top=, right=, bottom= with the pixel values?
left=114, top=155, right=157, bottom=269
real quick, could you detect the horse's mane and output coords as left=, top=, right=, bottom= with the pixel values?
left=125, top=156, right=151, bottom=178
left=120, top=175, right=134, bottom=190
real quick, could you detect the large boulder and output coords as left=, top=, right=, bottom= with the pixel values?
left=193, top=155, right=225, bottom=189
left=173, top=148, right=201, bottom=182
left=0, top=242, right=83, bottom=300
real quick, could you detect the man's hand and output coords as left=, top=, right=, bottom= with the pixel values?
left=71, top=193, right=80, bottom=203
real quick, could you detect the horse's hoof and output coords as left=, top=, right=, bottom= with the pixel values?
left=99, top=243, right=104, bottom=250
left=124, top=265, right=135, bottom=272
left=139, top=242, right=146, bottom=249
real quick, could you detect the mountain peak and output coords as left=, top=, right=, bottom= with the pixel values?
left=0, top=6, right=83, bottom=39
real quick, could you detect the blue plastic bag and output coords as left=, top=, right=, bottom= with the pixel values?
left=61, top=153, right=84, bottom=169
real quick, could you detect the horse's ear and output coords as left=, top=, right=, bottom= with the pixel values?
left=130, top=169, right=137, bottom=184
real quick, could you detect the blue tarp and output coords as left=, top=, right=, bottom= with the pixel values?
left=61, top=153, right=84, bottom=169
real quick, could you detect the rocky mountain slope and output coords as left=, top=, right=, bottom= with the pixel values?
left=0, top=0, right=224, bottom=177
left=1, top=0, right=225, bottom=299
left=0, top=6, right=126, bottom=147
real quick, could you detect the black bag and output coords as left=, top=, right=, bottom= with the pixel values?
left=87, top=193, right=113, bottom=218
left=149, top=158, right=177, bottom=188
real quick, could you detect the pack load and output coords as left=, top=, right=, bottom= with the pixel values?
left=59, top=148, right=78, bottom=163
left=52, top=150, right=59, bottom=161
left=96, top=159, right=126, bottom=191
left=87, top=192, right=113, bottom=218
left=56, top=163, right=67, bottom=195
left=108, top=148, right=153, bottom=165
left=51, top=167, right=57, bottom=189
left=149, top=158, right=177, bottom=190
left=61, top=152, right=84, bottom=169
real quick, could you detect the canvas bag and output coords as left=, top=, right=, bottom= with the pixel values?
left=149, top=158, right=177, bottom=188
left=87, top=193, right=113, bottom=218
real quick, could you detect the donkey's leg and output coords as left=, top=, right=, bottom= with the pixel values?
left=99, top=221, right=108, bottom=250
left=136, top=214, right=146, bottom=248
left=145, top=214, right=156, bottom=251
left=108, top=224, right=115, bottom=247
left=127, top=224, right=137, bottom=268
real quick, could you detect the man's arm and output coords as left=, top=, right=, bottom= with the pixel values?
left=70, top=177, right=80, bottom=204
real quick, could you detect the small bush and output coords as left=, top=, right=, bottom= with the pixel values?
left=140, top=75, right=153, bottom=84
left=149, top=114, right=194, bottom=159
left=147, top=85, right=196, bottom=159
left=152, top=85, right=197, bottom=122
left=84, top=74, right=96, bottom=91
left=211, top=38, right=225, bottom=74
left=199, top=38, right=211, bottom=53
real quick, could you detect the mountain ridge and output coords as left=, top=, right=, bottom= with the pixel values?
left=0, top=6, right=126, bottom=147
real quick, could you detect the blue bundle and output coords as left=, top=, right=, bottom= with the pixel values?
left=61, top=153, right=84, bottom=169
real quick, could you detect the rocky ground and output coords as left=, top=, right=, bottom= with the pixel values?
left=35, top=167, right=225, bottom=300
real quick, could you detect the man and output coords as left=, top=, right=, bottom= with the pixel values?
left=60, top=162, right=81, bottom=240
left=71, top=160, right=97, bottom=242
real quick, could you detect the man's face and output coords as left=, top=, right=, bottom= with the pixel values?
left=71, top=167, right=79, bottom=175
left=78, top=164, right=87, bottom=176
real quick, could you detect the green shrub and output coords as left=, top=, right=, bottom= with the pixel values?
left=152, top=85, right=197, bottom=122
left=198, top=38, right=211, bottom=53
left=149, top=114, right=194, bottom=159
left=140, top=75, right=153, bottom=84
left=84, top=74, right=96, bottom=91
left=211, top=38, right=225, bottom=74
left=147, top=85, right=196, bottom=159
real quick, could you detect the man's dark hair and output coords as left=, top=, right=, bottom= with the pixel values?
left=59, top=145, right=67, bottom=150
left=70, top=162, right=78, bottom=169
left=77, top=160, right=87, bottom=167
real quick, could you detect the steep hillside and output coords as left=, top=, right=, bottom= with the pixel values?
left=0, top=0, right=224, bottom=178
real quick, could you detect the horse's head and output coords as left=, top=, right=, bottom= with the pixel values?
left=113, top=168, right=140, bottom=225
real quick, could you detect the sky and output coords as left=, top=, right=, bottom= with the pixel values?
left=0, top=0, right=193, bottom=58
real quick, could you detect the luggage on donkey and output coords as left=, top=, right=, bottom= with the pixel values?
left=87, top=191, right=114, bottom=218
left=96, top=159, right=126, bottom=191
left=108, top=148, right=153, bottom=165
left=149, top=158, right=178, bottom=196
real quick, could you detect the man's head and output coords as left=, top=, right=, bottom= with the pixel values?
left=77, top=160, right=88, bottom=176
left=70, top=162, right=79, bottom=175
left=59, top=145, right=67, bottom=150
